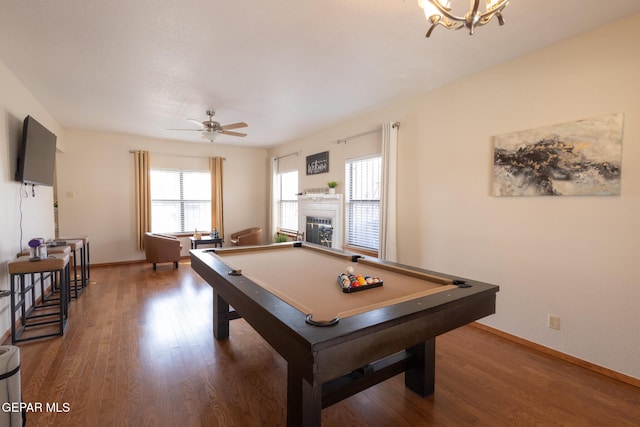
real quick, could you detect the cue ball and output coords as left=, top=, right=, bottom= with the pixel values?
left=346, top=266, right=354, bottom=274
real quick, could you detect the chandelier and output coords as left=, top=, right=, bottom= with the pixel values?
left=418, top=0, right=510, bottom=37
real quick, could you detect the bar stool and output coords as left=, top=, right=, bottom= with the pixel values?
left=7, top=253, right=70, bottom=343
left=57, top=235, right=90, bottom=284
left=66, top=240, right=85, bottom=298
left=17, top=246, right=71, bottom=305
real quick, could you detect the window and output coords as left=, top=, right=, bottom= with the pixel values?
left=278, top=170, right=298, bottom=232
left=151, top=170, right=211, bottom=233
left=345, top=155, right=381, bottom=251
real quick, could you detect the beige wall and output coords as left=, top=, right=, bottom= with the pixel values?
left=269, top=14, right=640, bottom=380
left=56, top=129, right=268, bottom=263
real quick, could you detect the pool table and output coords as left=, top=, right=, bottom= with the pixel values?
left=190, top=242, right=499, bottom=427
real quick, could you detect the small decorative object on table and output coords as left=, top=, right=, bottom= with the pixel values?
left=327, top=181, right=337, bottom=194
left=337, top=266, right=382, bottom=293
left=28, top=238, right=47, bottom=261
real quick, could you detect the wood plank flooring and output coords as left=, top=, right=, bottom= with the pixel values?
left=11, top=261, right=640, bottom=426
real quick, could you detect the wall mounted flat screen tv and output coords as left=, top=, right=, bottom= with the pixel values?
left=15, top=115, right=57, bottom=187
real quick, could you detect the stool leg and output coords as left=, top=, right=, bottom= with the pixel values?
left=80, top=246, right=86, bottom=289
left=10, top=274, right=17, bottom=344
left=19, top=275, right=26, bottom=329
left=86, top=241, right=91, bottom=281
left=60, top=263, right=69, bottom=335
left=30, top=273, right=37, bottom=307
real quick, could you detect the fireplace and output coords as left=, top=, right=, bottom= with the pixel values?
left=298, top=194, right=342, bottom=249
left=306, top=216, right=333, bottom=247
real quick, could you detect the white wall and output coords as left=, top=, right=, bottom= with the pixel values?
left=55, top=129, right=268, bottom=263
left=0, top=60, right=62, bottom=336
left=268, top=14, right=640, bottom=380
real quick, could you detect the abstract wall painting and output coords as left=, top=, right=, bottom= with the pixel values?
left=492, top=113, right=624, bottom=197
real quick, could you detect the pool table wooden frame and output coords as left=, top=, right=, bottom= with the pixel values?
left=191, top=242, right=499, bottom=427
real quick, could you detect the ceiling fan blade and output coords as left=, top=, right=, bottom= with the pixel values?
left=187, top=119, right=205, bottom=128
left=221, top=130, right=247, bottom=137
left=221, top=122, right=248, bottom=131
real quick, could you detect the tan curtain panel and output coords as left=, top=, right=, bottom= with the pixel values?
left=209, top=157, right=224, bottom=238
left=134, top=150, right=151, bottom=250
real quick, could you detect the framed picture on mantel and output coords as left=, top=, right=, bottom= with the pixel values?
left=306, top=151, right=329, bottom=175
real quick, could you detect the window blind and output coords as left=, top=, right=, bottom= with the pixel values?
left=278, top=170, right=299, bottom=232
left=150, top=170, right=211, bottom=233
left=345, top=156, right=381, bottom=251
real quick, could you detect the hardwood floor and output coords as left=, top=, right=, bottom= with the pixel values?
left=11, top=261, right=640, bottom=426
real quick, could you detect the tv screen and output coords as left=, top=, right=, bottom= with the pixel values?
left=16, top=115, right=57, bottom=187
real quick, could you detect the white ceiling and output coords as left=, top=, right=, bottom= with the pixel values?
left=1, top=1, right=639, bottom=148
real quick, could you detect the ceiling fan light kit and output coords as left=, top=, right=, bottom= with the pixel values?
left=202, top=130, right=218, bottom=142
left=169, top=109, right=248, bottom=142
left=418, top=0, right=509, bottom=37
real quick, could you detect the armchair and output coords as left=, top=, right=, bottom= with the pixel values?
left=230, top=227, right=262, bottom=246
left=144, top=232, right=182, bottom=270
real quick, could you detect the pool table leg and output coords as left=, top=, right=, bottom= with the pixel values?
left=213, top=290, right=230, bottom=340
left=405, top=338, right=436, bottom=396
left=287, top=367, right=322, bottom=427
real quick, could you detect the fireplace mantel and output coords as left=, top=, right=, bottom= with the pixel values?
left=297, top=194, right=341, bottom=201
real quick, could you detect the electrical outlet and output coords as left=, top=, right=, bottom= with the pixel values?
left=548, top=314, right=561, bottom=330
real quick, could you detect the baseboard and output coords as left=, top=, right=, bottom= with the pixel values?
left=470, top=322, right=640, bottom=388
left=92, top=256, right=190, bottom=269
left=91, top=259, right=145, bottom=268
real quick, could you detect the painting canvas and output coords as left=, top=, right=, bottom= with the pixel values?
left=492, top=113, right=624, bottom=196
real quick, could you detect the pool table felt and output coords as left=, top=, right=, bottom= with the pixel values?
left=214, top=245, right=458, bottom=322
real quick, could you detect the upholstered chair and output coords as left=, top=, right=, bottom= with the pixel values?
left=230, top=227, right=262, bottom=246
left=144, top=232, right=182, bottom=270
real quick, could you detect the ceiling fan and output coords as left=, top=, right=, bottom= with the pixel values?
left=168, top=110, right=248, bottom=142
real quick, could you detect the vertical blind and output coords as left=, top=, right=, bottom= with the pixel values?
left=151, top=170, right=211, bottom=233
left=278, top=170, right=298, bottom=232
left=345, top=155, right=381, bottom=251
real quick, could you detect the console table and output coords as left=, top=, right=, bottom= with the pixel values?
left=190, top=236, right=223, bottom=249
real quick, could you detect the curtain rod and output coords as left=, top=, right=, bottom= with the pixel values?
left=336, top=122, right=399, bottom=144
left=274, top=151, right=300, bottom=161
left=129, top=150, right=225, bottom=160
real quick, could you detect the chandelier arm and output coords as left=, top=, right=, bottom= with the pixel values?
left=477, top=12, right=505, bottom=27
left=425, top=19, right=464, bottom=37
left=427, top=1, right=466, bottom=23
left=478, top=0, right=509, bottom=22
